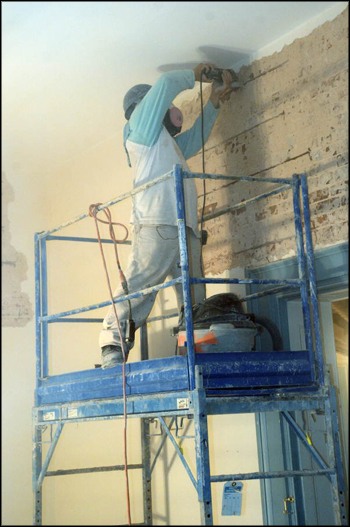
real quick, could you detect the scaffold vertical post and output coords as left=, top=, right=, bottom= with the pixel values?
left=35, top=233, right=42, bottom=397
left=140, top=323, right=153, bottom=525
left=174, top=164, right=196, bottom=391
left=40, top=237, right=49, bottom=378
left=292, top=175, right=316, bottom=382
left=32, top=421, right=42, bottom=526
left=193, top=366, right=213, bottom=525
left=141, top=417, right=152, bottom=525
left=300, top=173, right=325, bottom=386
left=325, top=386, right=348, bottom=525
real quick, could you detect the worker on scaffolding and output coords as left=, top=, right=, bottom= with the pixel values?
left=99, top=63, right=235, bottom=368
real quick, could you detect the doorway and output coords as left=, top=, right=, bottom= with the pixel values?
left=247, top=242, right=348, bottom=525
left=286, top=292, right=348, bottom=524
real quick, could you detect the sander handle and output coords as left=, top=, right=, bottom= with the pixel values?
left=205, top=67, right=242, bottom=88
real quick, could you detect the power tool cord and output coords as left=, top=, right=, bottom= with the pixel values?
left=89, top=204, right=132, bottom=526
left=199, top=70, right=206, bottom=274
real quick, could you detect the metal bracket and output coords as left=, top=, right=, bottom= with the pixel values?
left=148, top=418, right=164, bottom=437
left=174, top=416, right=195, bottom=439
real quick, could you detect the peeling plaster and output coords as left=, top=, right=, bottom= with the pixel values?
left=181, top=7, right=348, bottom=275
left=2, top=171, right=33, bottom=326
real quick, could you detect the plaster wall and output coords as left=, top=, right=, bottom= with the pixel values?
left=2, top=171, right=33, bottom=326
left=179, top=7, right=348, bottom=274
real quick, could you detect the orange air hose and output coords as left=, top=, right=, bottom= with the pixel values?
left=89, top=204, right=132, bottom=526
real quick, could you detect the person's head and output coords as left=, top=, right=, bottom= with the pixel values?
left=123, top=84, right=152, bottom=120
left=123, top=83, right=183, bottom=136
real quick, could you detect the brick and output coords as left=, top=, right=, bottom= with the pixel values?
left=181, top=7, right=348, bottom=274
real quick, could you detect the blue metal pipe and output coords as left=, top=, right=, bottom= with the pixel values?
left=39, top=277, right=182, bottom=322
left=32, top=424, right=43, bottom=525
left=46, top=235, right=131, bottom=245
left=40, top=238, right=49, bottom=378
left=42, top=277, right=301, bottom=325
left=191, top=277, right=301, bottom=286
left=140, top=415, right=153, bottom=525
left=37, top=423, right=64, bottom=488
left=37, top=169, right=292, bottom=241
left=326, top=387, right=348, bottom=525
left=300, top=174, right=324, bottom=386
left=34, top=234, right=42, bottom=399
left=174, top=164, right=196, bottom=391
left=46, top=464, right=143, bottom=476
left=280, top=411, right=331, bottom=479
left=292, top=175, right=316, bottom=381
left=210, top=469, right=334, bottom=482
left=193, top=368, right=213, bottom=524
left=48, top=318, right=105, bottom=323
left=183, top=170, right=294, bottom=185
left=47, top=312, right=179, bottom=324
left=159, top=417, right=198, bottom=491
left=37, top=171, right=174, bottom=240
left=324, top=393, right=342, bottom=524
left=150, top=417, right=176, bottom=474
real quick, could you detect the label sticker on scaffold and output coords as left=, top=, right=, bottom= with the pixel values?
left=68, top=408, right=78, bottom=418
left=177, top=398, right=189, bottom=409
left=43, top=411, right=56, bottom=421
left=221, top=481, right=243, bottom=516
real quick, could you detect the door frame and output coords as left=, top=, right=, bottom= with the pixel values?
left=246, top=242, right=348, bottom=525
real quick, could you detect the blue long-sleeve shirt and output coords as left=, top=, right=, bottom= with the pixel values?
left=124, top=70, right=219, bottom=235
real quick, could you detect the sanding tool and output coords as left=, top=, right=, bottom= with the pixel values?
left=205, top=67, right=243, bottom=89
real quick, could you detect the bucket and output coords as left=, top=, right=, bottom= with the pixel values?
left=177, top=323, right=258, bottom=355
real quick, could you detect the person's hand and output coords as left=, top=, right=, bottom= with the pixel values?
left=209, top=69, right=235, bottom=108
left=193, top=63, right=217, bottom=82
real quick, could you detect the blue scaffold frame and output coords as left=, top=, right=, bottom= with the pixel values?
left=32, top=165, right=348, bottom=525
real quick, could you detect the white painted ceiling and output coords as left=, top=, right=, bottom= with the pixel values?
left=2, top=1, right=346, bottom=173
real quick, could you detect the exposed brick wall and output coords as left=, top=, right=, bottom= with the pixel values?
left=1, top=171, right=33, bottom=326
left=181, top=7, right=348, bottom=274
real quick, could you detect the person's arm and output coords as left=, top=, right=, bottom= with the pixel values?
left=175, top=69, right=235, bottom=160
left=174, top=100, right=219, bottom=160
left=128, top=70, right=195, bottom=147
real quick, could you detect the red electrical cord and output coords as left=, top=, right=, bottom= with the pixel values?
left=89, top=203, right=132, bottom=526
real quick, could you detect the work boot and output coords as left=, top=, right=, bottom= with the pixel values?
left=101, top=345, right=124, bottom=369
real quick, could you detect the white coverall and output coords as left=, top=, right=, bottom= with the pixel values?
left=99, top=70, right=219, bottom=351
